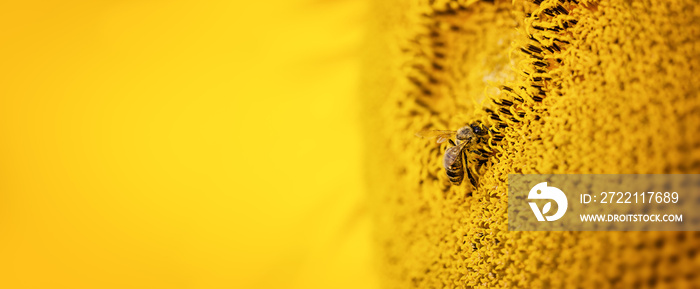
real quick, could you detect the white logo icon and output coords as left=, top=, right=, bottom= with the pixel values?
left=528, top=182, right=568, bottom=221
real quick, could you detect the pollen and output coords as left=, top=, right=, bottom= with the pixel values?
left=362, top=0, right=700, bottom=288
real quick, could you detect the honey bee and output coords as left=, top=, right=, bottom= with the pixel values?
left=416, top=122, right=489, bottom=186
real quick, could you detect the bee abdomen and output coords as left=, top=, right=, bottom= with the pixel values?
left=446, top=162, right=464, bottom=185
left=446, top=169, right=464, bottom=185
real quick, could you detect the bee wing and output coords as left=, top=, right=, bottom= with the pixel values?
left=415, top=129, right=457, bottom=144
left=443, top=141, right=468, bottom=167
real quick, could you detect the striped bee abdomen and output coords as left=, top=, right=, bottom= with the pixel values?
left=443, top=144, right=465, bottom=185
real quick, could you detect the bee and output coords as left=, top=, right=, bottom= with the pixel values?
left=416, top=122, right=489, bottom=186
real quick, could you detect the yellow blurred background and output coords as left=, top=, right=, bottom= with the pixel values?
left=0, top=1, right=378, bottom=288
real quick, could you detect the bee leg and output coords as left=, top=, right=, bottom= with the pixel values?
left=467, top=165, right=478, bottom=188
left=470, top=149, right=489, bottom=164
left=448, top=139, right=456, bottom=146
left=462, top=150, right=478, bottom=195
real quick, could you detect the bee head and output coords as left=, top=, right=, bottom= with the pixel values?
left=470, top=122, right=487, bottom=136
